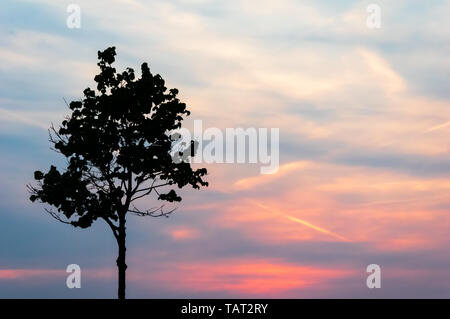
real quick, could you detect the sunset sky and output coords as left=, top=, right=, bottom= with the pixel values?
left=1, top=0, right=450, bottom=298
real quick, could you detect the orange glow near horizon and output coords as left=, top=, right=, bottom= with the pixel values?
left=124, top=259, right=354, bottom=297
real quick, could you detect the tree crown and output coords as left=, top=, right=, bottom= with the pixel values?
left=29, top=47, right=208, bottom=228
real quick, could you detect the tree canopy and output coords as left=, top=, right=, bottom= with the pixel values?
left=29, top=46, right=208, bottom=230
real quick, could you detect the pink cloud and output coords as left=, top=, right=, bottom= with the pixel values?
left=0, top=269, right=63, bottom=280
left=126, top=258, right=353, bottom=297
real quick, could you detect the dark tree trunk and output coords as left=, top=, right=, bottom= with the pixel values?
left=116, top=217, right=127, bottom=300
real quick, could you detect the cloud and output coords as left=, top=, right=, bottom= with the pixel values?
left=167, top=227, right=200, bottom=240
left=426, top=121, right=450, bottom=132
left=0, top=269, right=63, bottom=280
left=124, top=257, right=353, bottom=297
left=0, top=108, right=55, bottom=130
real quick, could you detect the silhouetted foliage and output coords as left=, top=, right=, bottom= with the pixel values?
left=28, top=47, right=208, bottom=299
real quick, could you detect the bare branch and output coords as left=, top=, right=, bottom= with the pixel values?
left=131, top=182, right=172, bottom=203
left=128, top=204, right=176, bottom=218
left=101, top=216, right=120, bottom=240
left=44, top=208, right=72, bottom=225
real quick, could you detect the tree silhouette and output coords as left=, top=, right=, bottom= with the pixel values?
left=28, top=47, right=208, bottom=299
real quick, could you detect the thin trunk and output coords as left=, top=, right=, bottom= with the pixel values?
left=116, top=217, right=127, bottom=300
